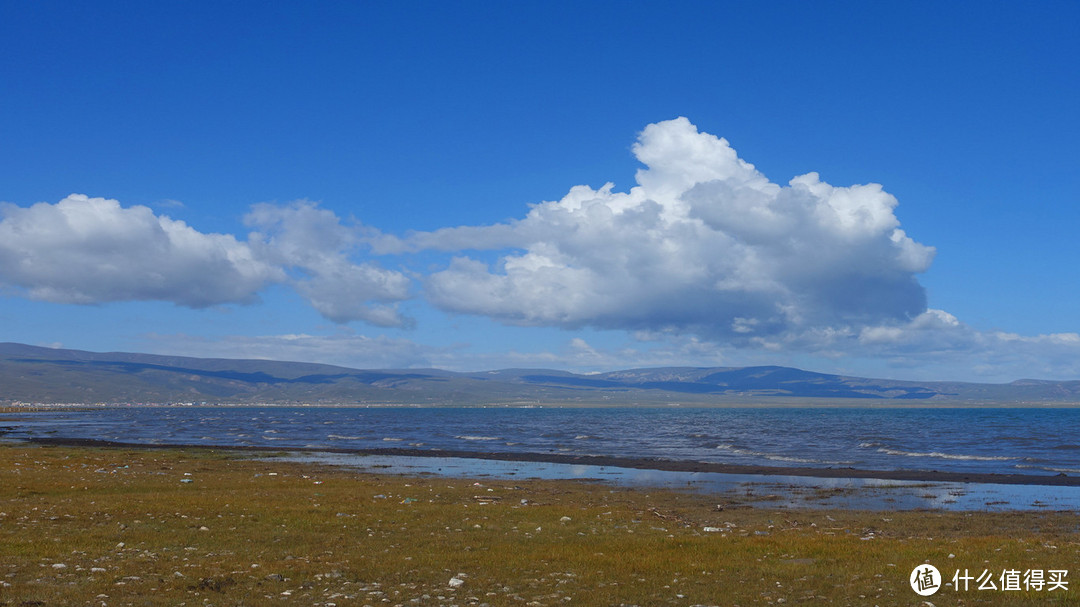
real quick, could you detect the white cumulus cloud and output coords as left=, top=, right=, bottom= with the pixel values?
left=244, top=201, right=412, bottom=327
left=414, top=117, right=935, bottom=340
left=0, top=195, right=411, bottom=327
left=0, top=194, right=282, bottom=306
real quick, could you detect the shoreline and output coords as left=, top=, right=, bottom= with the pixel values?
left=25, top=436, right=1080, bottom=487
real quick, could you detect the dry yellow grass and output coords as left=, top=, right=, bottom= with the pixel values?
left=1, top=443, right=1078, bottom=606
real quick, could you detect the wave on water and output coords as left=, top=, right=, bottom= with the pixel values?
left=869, top=445, right=1017, bottom=462
left=455, top=435, right=502, bottom=441
left=327, top=434, right=364, bottom=440
left=574, top=435, right=601, bottom=440
left=1014, top=464, right=1080, bottom=474
left=715, top=443, right=851, bottom=466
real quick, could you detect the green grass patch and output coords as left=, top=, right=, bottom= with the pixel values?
left=1, top=444, right=1078, bottom=605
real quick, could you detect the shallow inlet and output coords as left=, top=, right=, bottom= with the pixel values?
left=270, top=451, right=1080, bottom=512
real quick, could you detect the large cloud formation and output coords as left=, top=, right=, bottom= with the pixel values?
left=0, top=195, right=411, bottom=326
left=0, top=195, right=281, bottom=306
left=404, top=118, right=935, bottom=341
left=9, top=119, right=1080, bottom=381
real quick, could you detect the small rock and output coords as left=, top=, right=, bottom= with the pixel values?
left=52, top=563, right=67, bottom=569
left=448, top=577, right=465, bottom=588
left=702, top=526, right=721, bottom=532
left=199, top=526, right=210, bottom=531
left=560, top=516, right=572, bottom=522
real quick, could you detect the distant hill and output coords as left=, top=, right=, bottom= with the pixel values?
left=2, top=342, right=1079, bottom=405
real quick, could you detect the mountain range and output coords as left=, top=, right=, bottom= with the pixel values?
left=2, top=342, right=1079, bottom=405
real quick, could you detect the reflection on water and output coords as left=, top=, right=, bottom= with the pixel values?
left=272, top=452, right=1080, bottom=512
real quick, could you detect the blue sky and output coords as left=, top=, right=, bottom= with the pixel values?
left=1, top=1, right=1078, bottom=382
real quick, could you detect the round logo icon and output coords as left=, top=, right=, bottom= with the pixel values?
left=910, top=564, right=942, bottom=596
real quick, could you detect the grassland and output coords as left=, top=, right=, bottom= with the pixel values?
left=1, top=443, right=1078, bottom=606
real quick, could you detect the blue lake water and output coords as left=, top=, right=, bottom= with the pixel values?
left=5, top=406, right=1080, bottom=510
left=4, top=406, right=1080, bottom=476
